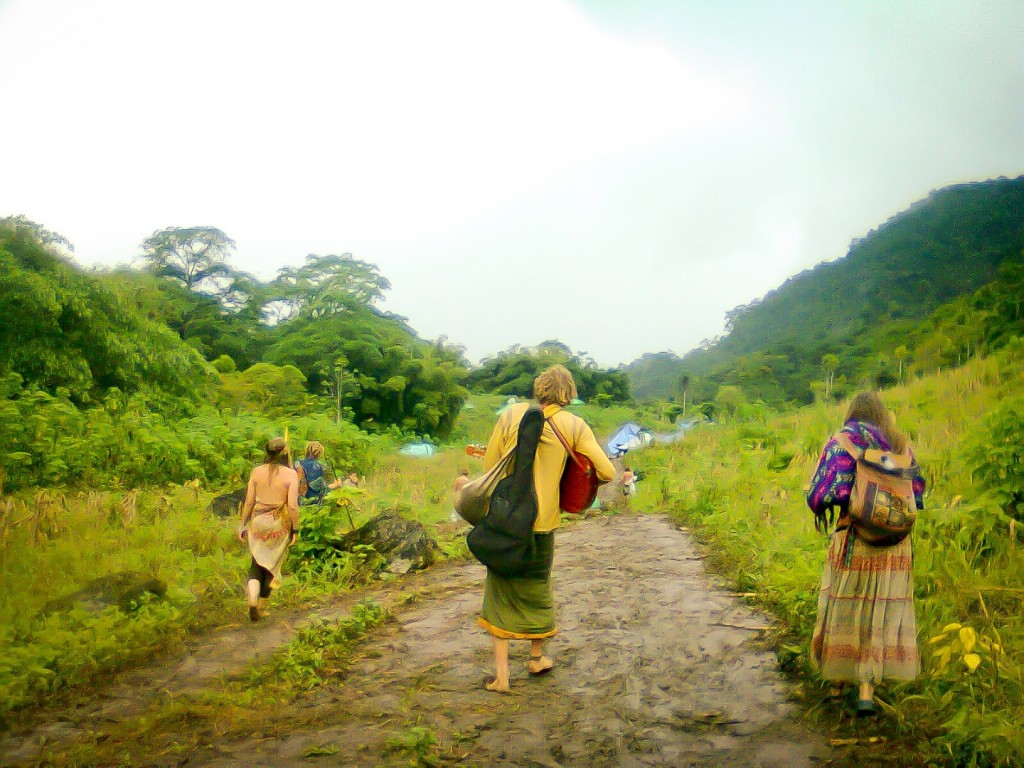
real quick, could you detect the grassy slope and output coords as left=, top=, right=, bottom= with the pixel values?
left=8, top=376, right=1020, bottom=764
left=625, top=348, right=1024, bottom=765
left=0, top=393, right=659, bottom=722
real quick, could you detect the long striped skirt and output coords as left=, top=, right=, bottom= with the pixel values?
left=810, top=528, right=920, bottom=683
left=477, top=532, right=557, bottom=640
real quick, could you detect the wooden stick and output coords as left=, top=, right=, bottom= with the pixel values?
left=710, top=622, right=771, bottom=631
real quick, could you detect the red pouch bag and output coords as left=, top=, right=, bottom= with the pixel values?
left=548, top=418, right=598, bottom=513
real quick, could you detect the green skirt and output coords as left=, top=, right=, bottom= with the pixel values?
left=477, top=532, right=557, bottom=640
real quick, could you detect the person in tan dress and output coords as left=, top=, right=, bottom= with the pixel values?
left=239, top=437, right=299, bottom=622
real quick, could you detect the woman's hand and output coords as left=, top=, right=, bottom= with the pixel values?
left=290, top=531, right=298, bottom=546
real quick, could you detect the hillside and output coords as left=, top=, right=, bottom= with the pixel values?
left=626, top=176, right=1024, bottom=404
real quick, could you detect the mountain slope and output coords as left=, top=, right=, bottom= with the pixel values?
left=626, top=176, right=1024, bottom=403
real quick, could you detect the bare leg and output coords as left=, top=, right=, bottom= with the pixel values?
left=858, top=681, right=874, bottom=701
left=528, top=639, right=553, bottom=674
left=247, top=579, right=261, bottom=621
left=486, top=637, right=510, bottom=692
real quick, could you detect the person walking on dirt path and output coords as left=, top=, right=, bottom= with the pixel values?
left=295, top=440, right=342, bottom=505
left=239, top=437, right=300, bottom=623
left=621, top=467, right=637, bottom=498
left=806, top=391, right=925, bottom=716
left=477, top=365, right=615, bottom=692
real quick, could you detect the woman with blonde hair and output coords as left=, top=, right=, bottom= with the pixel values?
left=239, top=437, right=299, bottom=622
left=295, top=440, right=342, bottom=504
left=477, top=365, right=615, bottom=692
left=806, top=391, right=925, bottom=715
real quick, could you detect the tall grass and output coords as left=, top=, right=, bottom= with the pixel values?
left=631, top=347, right=1024, bottom=765
left=0, top=395, right=511, bottom=720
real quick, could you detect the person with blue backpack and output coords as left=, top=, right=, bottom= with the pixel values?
left=295, top=441, right=342, bottom=505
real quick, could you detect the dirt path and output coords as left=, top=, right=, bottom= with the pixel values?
left=5, top=514, right=832, bottom=767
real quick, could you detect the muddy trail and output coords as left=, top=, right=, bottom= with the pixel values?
left=3, top=514, right=836, bottom=767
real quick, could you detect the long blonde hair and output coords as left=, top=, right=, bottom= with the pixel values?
left=533, top=365, right=577, bottom=407
left=263, top=437, right=290, bottom=478
left=845, top=391, right=907, bottom=452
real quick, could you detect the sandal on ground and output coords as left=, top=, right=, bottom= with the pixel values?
left=855, top=698, right=877, bottom=717
left=527, top=655, right=554, bottom=676
left=483, top=675, right=511, bottom=694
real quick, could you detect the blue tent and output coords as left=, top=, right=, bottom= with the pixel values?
left=606, top=423, right=653, bottom=458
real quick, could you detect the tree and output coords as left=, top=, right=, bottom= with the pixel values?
left=0, top=220, right=209, bottom=407
left=821, top=354, right=839, bottom=399
left=141, top=226, right=236, bottom=292
left=715, top=385, right=745, bottom=418
left=324, top=356, right=360, bottom=424
left=679, top=374, right=691, bottom=415
left=267, top=253, right=390, bottom=320
left=893, top=345, right=910, bottom=384
left=0, top=215, right=74, bottom=253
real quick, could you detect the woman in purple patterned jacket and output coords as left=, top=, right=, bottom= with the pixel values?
left=806, top=391, right=925, bottom=716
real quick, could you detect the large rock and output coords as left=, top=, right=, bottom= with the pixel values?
left=208, top=488, right=246, bottom=518
left=340, top=510, right=442, bottom=574
left=43, top=572, right=167, bottom=615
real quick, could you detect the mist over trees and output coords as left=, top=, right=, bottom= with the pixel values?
left=625, top=176, right=1024, bottom=409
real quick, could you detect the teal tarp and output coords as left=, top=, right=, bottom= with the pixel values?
left=399, top=442, right=436, bottom=457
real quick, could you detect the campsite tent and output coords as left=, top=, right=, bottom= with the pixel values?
left=399, top=442, right=437, bottom=457
left=652, top=417, right=703, bottom=444
left=606, top=423, right=653, bottom=458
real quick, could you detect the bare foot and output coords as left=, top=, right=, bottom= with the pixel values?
left=527, top=655, right=554, bottom=676
left=484, top=675, right=510, bottom=693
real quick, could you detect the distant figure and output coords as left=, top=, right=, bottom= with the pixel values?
left=295, top=441, right=342, bottom=505
left=451, top=469, right=471, bottom=522
left=806, top=391, right=925, bottom=716
left=239, top=437, right=299, bottom=622
left=477, top=365, right=615, bottom=692
left=342, top=471, right=360, bottom=488
left=621, top=467, right=636, bottom=497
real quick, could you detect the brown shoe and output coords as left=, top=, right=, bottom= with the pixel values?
left=249, top=606, right=260, bottom=623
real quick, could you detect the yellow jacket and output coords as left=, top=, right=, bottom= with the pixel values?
left=483, top=403, right=616, bottom=532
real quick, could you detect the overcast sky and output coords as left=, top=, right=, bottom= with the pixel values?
left=1, top=0, right=1022, bottom=367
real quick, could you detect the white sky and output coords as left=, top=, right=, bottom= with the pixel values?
left=1, top=0, right=1022, bottom=367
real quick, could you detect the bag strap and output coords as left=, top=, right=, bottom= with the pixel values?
left=546, top=415, right=588, bottom=471
left=833, top=431, right=863, bottom=460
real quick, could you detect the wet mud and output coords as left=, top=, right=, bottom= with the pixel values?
left=3, top=514, right=832, bottom=767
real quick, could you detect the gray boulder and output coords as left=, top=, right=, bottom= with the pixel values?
left=340, top=509, right=442, bottom=574
left=208, top=488, right=246, bottom=518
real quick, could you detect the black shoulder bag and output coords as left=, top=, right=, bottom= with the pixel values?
left=466, top=407, right=544, bottom=578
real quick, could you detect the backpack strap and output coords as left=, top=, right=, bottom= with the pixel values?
left=833, top=431, right=863, bottom=460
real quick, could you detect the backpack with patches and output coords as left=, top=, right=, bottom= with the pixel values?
left=834, top=431, right=919, bottom=545
left=466, top=407, right=544, bottom=577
